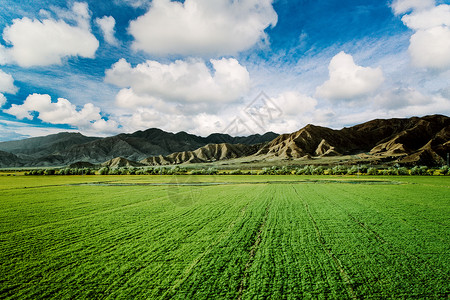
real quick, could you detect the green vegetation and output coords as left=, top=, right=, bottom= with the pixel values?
left=0, top=175, right=448, bottom=298
left=14, top=164, right=450, bottom=176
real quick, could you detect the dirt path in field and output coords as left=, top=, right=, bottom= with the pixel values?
left=237, top=199, right=271, bottom=300
left=292, top=186, right=358, bottom=300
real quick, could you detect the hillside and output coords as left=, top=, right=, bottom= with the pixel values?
left=0, top=115, right=448, bottom=168
left=141, top=143, right=261, bottom=165
left=255, top=115, right=449, bottom=166
left=0, top=129, right=278, bottom=167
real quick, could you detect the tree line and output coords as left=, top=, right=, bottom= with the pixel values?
left=23, top=165, right=450, bottom=176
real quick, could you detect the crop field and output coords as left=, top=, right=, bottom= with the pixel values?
left=0, top=175, right=449, bottom=299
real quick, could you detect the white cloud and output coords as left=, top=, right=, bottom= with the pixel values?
left=3, top=93, right=118, bottom=133
left=272, top=91, right=317, bottom=115
left=128, top=0, right=277, bottom=56
left=0, top=94, right=6, bottom=107
left=408, top=26, right=450, bottom=69
left=95, top=16, right=119, bottom=46
left=114, top=88, right=181, bottom=114
left=0, top=2, right=98, bottom=67
left=337, top=92, right=450, bottom=128
left=116, top=89, right=322, bottom=136
left=90, top=118, right=120, bottom=133
left=373, top=87, right=429, bottom=109
left=0, top=69, right=18, bottom=94
left=315, top=52, right=384, bottom=100
left=106, top=57, right=250, bottom=104
left=0, top=45, right=10, bottom=64
left=394, top=3, right=450, bottom=70
left=391, top=0, right=435, bottom=15
left=401, top=4, right=450, bottom=30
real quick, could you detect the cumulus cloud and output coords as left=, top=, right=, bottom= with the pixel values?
left=408, top=26, right=450, bottom=69
left=394, top=2, right=450, bottom=70
left=0, top=69, right=18, bottom=94
left=128, top=0, right=277, bottom=56
left=3, top=94, right=118, bottom=132
left=115, top=89, right=322, bottom=136
left=95, top=16, right=119, bottom=46
left=0, top=2, right=98, bottom=67
left=272, top=91, right=317, bottom=115
left=391, top=0, right=435, bottom=15
left=106, top=57, right=250, bottom=104
left=315, top=52, right=384, bottom=100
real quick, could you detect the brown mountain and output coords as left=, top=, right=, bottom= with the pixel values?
left=101, top=157, right=146, bottom=168
left=0, top=128, right=277, bottom=167
left=254, top=114, right=449, bottom=166
left=0, top=115, right=448, bottom=168
left=140, top=143, right=260, bottom=165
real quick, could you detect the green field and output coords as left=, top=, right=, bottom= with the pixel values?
left=1, top=175, right=449, bottom=299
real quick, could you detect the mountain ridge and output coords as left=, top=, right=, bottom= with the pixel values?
left=0, top=115, right=448, bottom=168
left=0, top=128, right=278, bottom=167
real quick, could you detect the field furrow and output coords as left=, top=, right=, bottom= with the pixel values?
left=0, top=175, right=449, bottom=298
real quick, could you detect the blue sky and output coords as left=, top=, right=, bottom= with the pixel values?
left=0, top=0, right=449, bottom=141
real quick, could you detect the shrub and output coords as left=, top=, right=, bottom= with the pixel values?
left=99, top=167, right=109, bottom=175
left=359, top=165, right=369, bottom=174
left=118, top=168, right=128, bottom=175
left=420, top=166, right=429, bottom=175
left=367, top=167, right=378, bottom=175
left=206, top=167, right=218, bottom=175
left=190, top=169, right=206, bottom=175
left=331, top=165, right=347, bottom=175
left=44, top=169, right=56, bottom=175
left=386, top=167, right=396, bottom=176
left=397, top=167, right=409, bottom=175
left=346, top=165, right=359, bottom=175
left=312, top=166, right=325, bottom=175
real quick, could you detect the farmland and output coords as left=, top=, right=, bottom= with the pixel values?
left=0, top=175, right=449, bottom=299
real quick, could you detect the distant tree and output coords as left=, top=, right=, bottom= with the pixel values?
left=207, top=167, right=218, bottom=175
left=44, top=169, right=55, bottom=175
left=386, top=167, right=396, bottom=175
left=331, top=165, right=347, bottom=175
left=135, top=169, right=145, bottom=175
left=312, top=166, right=325, bottom=175
left=118, top=167, right=128, bottom=175
left=99, top=167, right=109, bottom=175
left=347, top=165, right=359, bottom=175
left=367, top=167, right=378, bottom=175
left=128, top=167, right=137, bottom=175
left=397, top=167, right=409, bottom=175
left=420, top=166, right=429, bottom=175
left=359, top=165, right=369, bottom=174
left=230, top=169, right=242, bottom=175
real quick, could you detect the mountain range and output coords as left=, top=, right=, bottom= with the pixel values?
left=0, top=115, right=448, bottom=168
left=0, top=129, right=277, bottom=167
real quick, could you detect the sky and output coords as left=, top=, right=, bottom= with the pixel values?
left=0, top=0, right=449, bottom=141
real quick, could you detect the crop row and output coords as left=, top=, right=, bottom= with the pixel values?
left=1, top=178, right=448, bottom=298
